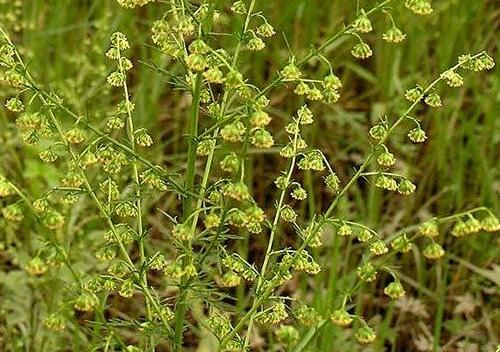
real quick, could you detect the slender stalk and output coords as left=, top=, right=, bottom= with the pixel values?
left=116, top=37, right=154, bottom=334
left=183, top=73, right=203, bottom=219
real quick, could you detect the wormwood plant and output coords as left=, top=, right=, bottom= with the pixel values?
left=0, top=0, right=498, bottom=351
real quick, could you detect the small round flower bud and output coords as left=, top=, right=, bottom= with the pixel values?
left=481, top=215, right=500, bottom=232
left=247, top=37, right=265, bottom=51
left=220, top=153, right=240, bottom=174
left=3, top=204, right=23, bottom=222
left=274, top=175, right=289, bottom=190
left=189, top=39, right=209, bottom=54
left=74, top=293, right=98, bottom=312
left=306, top=87, right=323, bottom=101
left=297, top=105, right=314, bottom=125
left=42, top=210, right=65, bottom=229
left=281, top=62, right=302, bottom=81
left=203, top=212, right=221, bottom=230
left=323, top=74, right=342, bottom=90
left=61, top=172, right=84, bottom=188
left=245, top=205, right=265, bottom=225
left=298, top=150, right=325, bottom=171
left=96, top=245, right=117, bottom=261
left=281, top=205, right=297, bottom=222
left=440, top=69, right=464, bottom=87
left=419, top=221, right=439, bottom=238
left=33, top=198, right=50, bottom=214
left=5, top=97, right=24, bottom=112
left=203, top=67, right=224, bottom=84
left=172, top=223, right=193, bottom=241
left=294, top=81, right=310, bottom=96
left=330, top=308, right=353, bottom=327
left=369, top=239, right=388, bottom=255
left=279, top=143, right=295, bottom=158
left=39, top=148, right=58, bottom=163
left=451, top=220, right=467, bottom=237
left=405, top=86, right=423, bottom=102
left=351, top=42, right=373, bottom=59
left=255, top=95, right=270, bottom=109
left=369, top=124, right=387, bottom=140
left=355, top=325, right=377, bottom=344
left=251, top=128, right=274, bottom=149
left=423, top=242, right=445, bottom=259
left=0, top=180, right=12, bottom=198
left=377, top=151, right=396, bottom=167
left=45, top=313, right=66, bottom=331
left=338, top=223, right=353, bottom=236
left=257, top=22, right=275, bottom=37
left=384, top=281, right=406, bottom=299
left=230, top=1, right=247, bottom=14
left=107, top=71, right=125, bottom=86
left=222, top=182, right=250, bottom=201
left=121, top=58, right=133, bottom=71
left=391, top=233, right=412, bottom=253
left=140, top=170, right=167, bottom=191
left=220, top=271, right=241, bottom=287
left=228, top=208, right=246, bottom=227
left=176, top=17, right=195, bottom=36
left=186, top=53, right=207, bottom=72
left=106, top=47, right=120, bottom=60
left=357, top=262, right=377, bottom=282
left=291, top=185, right=307, bottom=200
left=382, top=26, right=406, bottom=43
left=65, top=128, right=85, bottom=144
left=107, top=115, right=125, bottom=130
left=208, top=190, right=222, bottom=204
left=324, top=173, right=340, bottom=193
left=110, top=31, right=130, bottom=50
left=196, top=139, right=214, bottom=157
left=407, top=127, right=427, bottom=143
left=136, top=129, right=153, bottom=147
left=149, top=254, right=167, bottom=271
left=119, top=279, right=135, bottom=298
left=352, top=10, right=373, bottom=33
left=220, top=121, right=246, bottom=142
left=323, top=87, right=341, bottom=103
left=245, top=222, right=262, bottom=234
left=398, top=179, right=416, bottom=195
left=103, top=279, right=116, bottom=291
left=294, top=305, right=321, bottom=326
left=375, top=175, right=398, bottom=191
left=115, top=202, right=136, bottom=218
left=250, top=110, right=271, bottom=127
left=464, top=217, right=481, bottom=234
left=424, top=92, right=442, bottom=107
left=405, top=0, right=433, bottom=16
left=26, top=257, right=47, bottom=276
left=83, top=276, right=103, bottom=293
left=357, top=229, right=373, bottom=242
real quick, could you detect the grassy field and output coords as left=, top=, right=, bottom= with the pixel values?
left=0, top=0, right=499, bottom=351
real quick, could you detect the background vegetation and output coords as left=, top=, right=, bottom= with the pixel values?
left=0, top=0, right=499, bottom=351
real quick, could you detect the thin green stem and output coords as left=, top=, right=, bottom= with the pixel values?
left=183, top=73, right=203, bottom=219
